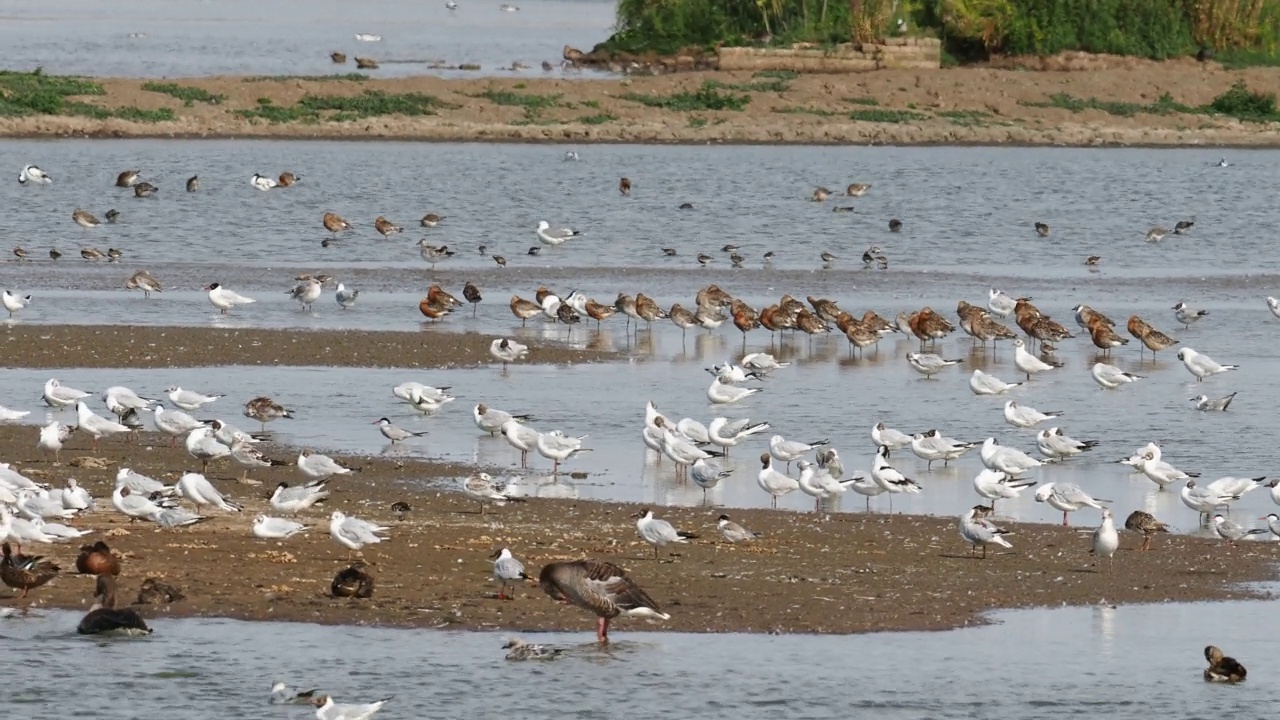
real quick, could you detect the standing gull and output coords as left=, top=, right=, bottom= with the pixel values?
left=1012, top=338, right=1059, bottom=380
left=1176, top=348, right=1237, bottom=382
left=959, top=507, right=1013, bottom=558
left=633, top=509, right=699, bottom=559
left=1091, top=508, right=1119, bottom=573
left=491, top=547, right=529, bottom=599
left=717, top=514, right=760, bottom=542
left=1034, top=482, right=1109, bottom=526
left=328, top=511, right=389, bottom=556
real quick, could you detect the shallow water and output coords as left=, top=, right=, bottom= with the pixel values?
left=2, top=598, right=1271, bottom=719
left=2, top=141, right=1279, bottom=536
left=0, top=0, right=615, bottom=79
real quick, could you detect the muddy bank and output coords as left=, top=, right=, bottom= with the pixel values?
left=2, top=424, right=1274, bottom=636
left=2, top=63, right=1280, bottom=146
left=0, top=324, right=612, bottom=369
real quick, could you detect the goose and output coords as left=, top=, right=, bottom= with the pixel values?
left=538, top=559, right=668, bottom=644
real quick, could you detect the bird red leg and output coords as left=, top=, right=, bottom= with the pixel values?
left=1062, top=511, right=1069, bottom=527
left=597, top=617, right=609, bottom=644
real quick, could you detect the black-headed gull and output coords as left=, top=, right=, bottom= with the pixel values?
left=44, top=378, right=91, bottom=410
left=76, top=401, right=129, bottom=450
left=489, top=338, right=528, bottom=368
left=906, top=352, right=962, bottom=379
left=706, top=416, right=769, bottom=457
left=328, top=511, right=389, bottom=555
left=166, top=386, right=224, bottom=411
left=1172, top=301, right=1209, bottom=328
left=298, top=450, right=354, bottom=480
left=2, top=290, right=30, bottom=318
left=205, top=283, right=256, bottom=314
left=491, top=547, right=528, bottom=599
left=186, top=426, right=231, bottom=473
left=473, top=403, right=532, bottom=436
left=535, top=430, right=590, bottom=473
left=253, top=515, right=308, bottom=539
left=1177, top=348, right=1237, bottom=382
left=1035, top=427, right=1098, bottom=460
left=690, top=458, right=731, bottom=501
left=269, top=681, right=318, bottom=705
left=311, top=694, right=392, bottom=720
left=536, top=220, right=581, bottom=245
left=1012, top=338, right=1058, bottom=380
left=980, top=437, right=1043, bottom=476
left=768, top=434, right=828, bottom=469
left=756, top=453, right=799, bottom=508
left=115, top=467, right=175, bottom=496
left=37, top=420, right=74, bottom=461
left=872, top=422, right=913, bottom=456
left=177, top=472, right=242, bottom=513
left=270, top=480, right=329, bottom=515
left=1003, top=400, right=1061, bottom=429
left=633, top=509, right=698, bottom=559
left=112, top=485, right=176, bottom=522
left=461, top=472, right=521, bottom=514
left=501, top=420, right=540, bottom=468
left=959, top=506, right=1012, bottom=558
left=336, top=283, right=359, bottom=309
left=972, top=468, right=1036, bottom=511
left=151, top=405, right=202, bottom=447
left=1034, top=482, right=1109, bottom=526
left=969, top=369, right=1021, bottom=396
left=1090, top=362, right=1143, bottom=389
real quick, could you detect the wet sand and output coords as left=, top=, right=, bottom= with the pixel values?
left=4, top=424, right=1275, bottom=636
left=3, top=62, right=1280, bottom=146
left=0, top=324, right=612, bottom=369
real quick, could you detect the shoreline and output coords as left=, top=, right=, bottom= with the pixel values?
left=4, top=65, right=1280, bottom=147
left=2, top=422, right=1275, bottom=637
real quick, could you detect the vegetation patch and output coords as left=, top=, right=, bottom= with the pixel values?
left=576, top=113, right=617, bottom=125
left=850, top=108, right=926, bottom=123
left=845, top=96, right=880, bottom=106
left=0, top=69, right=173, bottom=121
left=623, top=82, right=750, bottom=112
left=243, top=74, right=369, bottom=82
left=142, top=82, right=225, bottom=106
left=474, top=89, right=563, bottom=120
left=936, top=108, right=992, bottom=125
left=1016, top=82, right=1280, bottom=123
left=774, top=106, right=839, bottom=116
left=753, top=70, right=799, bottom=80
left=704, top=78, right=791, bottom=93
left=237, top=90, right=457, bottom=123
left=1207, top=79, right=1280, bottom=122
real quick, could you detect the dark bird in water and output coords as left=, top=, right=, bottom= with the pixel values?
left=136, top=577, right=184, bottom=604
left=889, top=218, right=902, bottom=232
left=186, top=175, right=200, bottom=192
left=331, top=561, right=374, bottom=598
left=78, top=575, right=152, bottom=635
left=1174, top=219, right=1195, bottom=234
left=1203, top=645, right=1246, bottom=683
left=619, top=177, right=631, bottom=196
left=463, top=281, right=482, bottom=316
left=1034, top=222, right=1050, bottom=237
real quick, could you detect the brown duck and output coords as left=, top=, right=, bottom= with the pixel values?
left=332, top=561, right=374, bottom=598
left=1, top=542, right=60, bottom=597
left=75, top=541, right=122, bottom=576
left=1204, top=645, right=1246, bottom=683
left=136, top=577, right=185, bottom=604
left=538, top=559, right=669, bottom=644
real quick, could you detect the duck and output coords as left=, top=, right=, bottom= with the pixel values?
left=75, top=540, right=122, bottom=576
left=278, top=171, right=300, bottom=187
left=1034, top=221, right=1050, bottom=237
left=1, top=542, right=60, bottom=598
left=78, top=575, right=152, bottom=635
left=331, top=52, right=347, bottom=64
left=133, top=182, right=157, bottom=198
left=331, top=561, right=375, bottom=598
left=846, top=183, right=871, bottom=196
left=619, top=177, right=631, bottom=196
left=888, top=218, right=902, bottom=232
left=503, top=637, right=563, bottom=661
left=811, top=186, right=830, bottom=202
left=355, top=57, right=379, bottom=69
left=115, top=169, right=140, bottom=188
left=136, top=577, right=184, bottom=604
left=1203, top=645, right=1246, bottom=683
left=538, top=559, right=668, bottom=644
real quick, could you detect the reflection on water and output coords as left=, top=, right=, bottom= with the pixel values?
left=1, top=598, right=1272, bottom=719
left=0, top=0, right=615, bottom=79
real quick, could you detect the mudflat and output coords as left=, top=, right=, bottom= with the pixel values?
left=3, top=423, right=1273, bottom=636
left=3, top=62, right=1279, bottom=146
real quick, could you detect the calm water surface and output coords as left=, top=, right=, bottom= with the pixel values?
left=0, top=0, right=615, bottom=79
left=3, top=599, right=1271, bottom=719
left=1, top=142, right=1279, bottom=535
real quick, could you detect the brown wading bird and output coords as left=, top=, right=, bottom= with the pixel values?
left=538, top=559, right=669, bottom=645
left=76, top=541, right=122, bottom=576
left=355, top=57, right=379, bottom=69
left=115, top=169, right=140, bottom=188
left=668, top=303, right=697, bottom=340
left=584, top=298, right=615, bottom=328
left=244, top=395, right=295, bottom=430
left=420, top=212, right=445, bottom=228
left=509, top=295, right=541, bottom=325
left=1123, top=510, right=1170, bottom=552
left=133, top=182, right=157, bottom=198
left=1, top=542, right=60, bottom=598
left=331, top=561, right=374, bottom=598
left=72, top=209, right=101, bottom=230
left=374, top=216, right=403, bottom=238
left=81, top=247, right=104, bottom=261
left=1204, top=645, right=1247, bottom=683
left=1086, top=315, right=1127, bottom=355
left=907, top=306, right=955, bottom=349
left=619, top=177, right=631, bottom=196
left=125, top=269, right=163, bottom=299
left=78, top=575, right=152, bottom=635
left=331, top=51, right=347, bottom=64
left=1126, top=315, right=1179, bottom=358
left=278, top=171, right=300, bottom=187
left=322, top=211, right=351, bottom=240
left=463, top=281, right=482, bottom=316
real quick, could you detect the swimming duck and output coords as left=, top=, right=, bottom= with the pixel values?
left=1, top=542, right=60, bottom=597
left=811, top=186, right=830, bottom=202
left=331, top=52, right=347, bottom=64
left=78, top=575, right=152, bottom=635
left=1034, top=222, right=1050, bottom=237
left=133, top=182, right=157, bottom=198
left=115, top=169, right=140, bottom=188
left=503, top=637, right=563, bottom=661
left=619, top=177, right=631, bottom=196
left=888, top=218, right=902, bottom=232
left=331, top=561, right=375, bottom=598
left=355, top=57, right=379, bottom=69
left=538, top=559, right=669, bottom=644
left=136, top=577, right=184, bottom=604
left=75, top=540, right=122, bottom=576
left=1204, top=645, right=1246, bottom=683
left=277, top=172, right=299, bottom=187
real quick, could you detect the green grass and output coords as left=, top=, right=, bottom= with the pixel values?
left=1214, top=49, right=1280, bottom=70
left=0, top=69, right=172, bottom=121
left=936, top=108, right=992, bottom=126
left=849, top=108, right=926, bottom=123
left=580, top=99, right=601, bottom=109
left=774, top=106, right=839, bottom=116
left=576, top=113, right=617, bottom=125
left=141, top=82, right=225, bottom=106
left=1016, top=83, right=1280, bottom=123
left=243, top=73, right=369, bottom=83
left=753, top=70, right=798, bottom=80
left=474, top=89, right=562, bottom=120
left=845, top=96, right=880, bottom=106
left=1019, top=92, right=1196, bottom=118
left=1206, top=79, right=1280, bottom=122
left=687, top=115, right=709, bottom=128
left=623, top=82, right=750, bottom=112
left=704, top=78, right=790, bottom=93
left=237, top=90, right=458, bottom=123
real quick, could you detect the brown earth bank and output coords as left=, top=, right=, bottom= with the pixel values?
left=2, top=423, right=1275, bottom=637
left=0, top=324, right=612, bottom=369
left=3, top=62, right=1280, bottom=146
